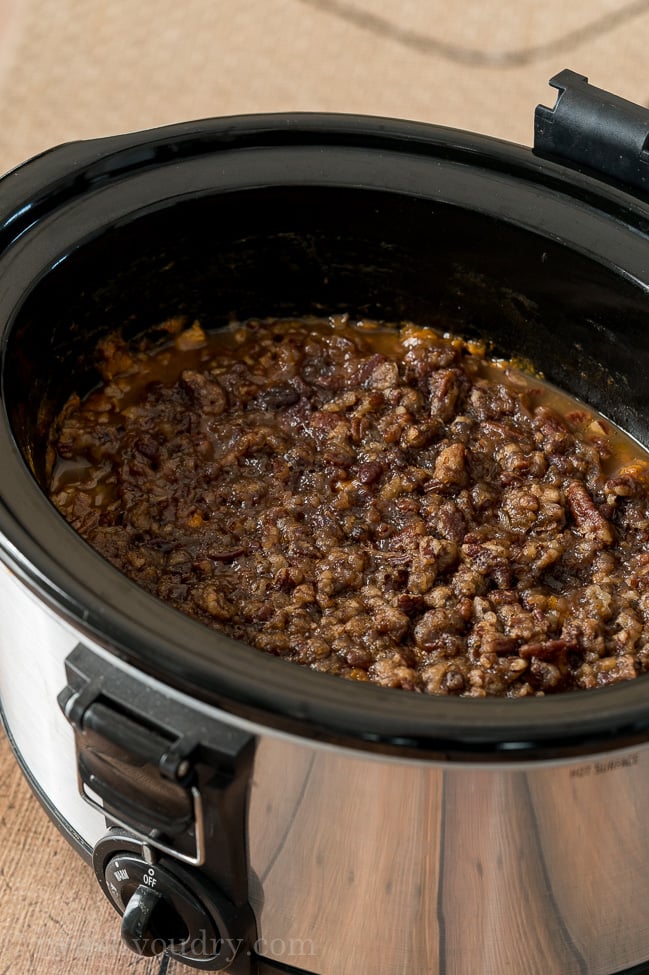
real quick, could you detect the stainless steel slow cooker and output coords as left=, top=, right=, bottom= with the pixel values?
left=2, top=69, right=649, bottom=975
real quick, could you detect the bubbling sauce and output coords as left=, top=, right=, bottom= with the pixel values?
left=49, top=316, right=649, bottom=696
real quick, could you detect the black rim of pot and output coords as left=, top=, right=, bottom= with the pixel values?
left=1, top=112, right=649, bottom=764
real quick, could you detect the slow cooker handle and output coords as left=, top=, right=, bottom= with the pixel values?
left=58, top=643, right=258, bottom=973
left=534, top=69, right=649, bottom=196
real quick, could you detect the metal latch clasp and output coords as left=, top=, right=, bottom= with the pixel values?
left=534, top=69, right=649, bottom=195
left=81, top=778, right=207, bottom=868
left=60, top=682, right=209, bottom=866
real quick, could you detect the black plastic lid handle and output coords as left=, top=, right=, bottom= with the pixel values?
left=534, top=68, right=649, bottom=195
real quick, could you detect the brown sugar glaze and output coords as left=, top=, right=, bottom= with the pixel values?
left=48, top=316, right=649, bottom=696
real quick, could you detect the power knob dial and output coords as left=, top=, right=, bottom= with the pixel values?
left=104, top=854, right=220, bottom=961
left=94, top=833, right=254, bottom=972
left=120, top=883, right=186, bottom=954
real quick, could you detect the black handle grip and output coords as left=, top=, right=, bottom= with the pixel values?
left=534, top=69, right=649, bottom=195
left=60, top=643, right=256, bottom=903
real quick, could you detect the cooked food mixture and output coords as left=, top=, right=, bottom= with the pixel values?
left=48, top=317, right=649, bottom=696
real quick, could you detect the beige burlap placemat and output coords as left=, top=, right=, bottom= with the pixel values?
left=0, top=0, right=647, bottom=175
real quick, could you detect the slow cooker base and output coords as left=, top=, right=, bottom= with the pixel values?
left=5, top=696, right=649, bottom=975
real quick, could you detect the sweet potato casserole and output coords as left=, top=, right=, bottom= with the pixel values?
left=48, top=317, right=649, bottom=696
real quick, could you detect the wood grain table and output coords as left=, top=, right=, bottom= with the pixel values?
left=0, top=728, right=186, bottom=975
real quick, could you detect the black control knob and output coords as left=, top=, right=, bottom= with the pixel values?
left=104, top=853, right=222, bottom=963
left=93, top=833, right=255, bottom=972
left=120, top=883, right=188, bottom=956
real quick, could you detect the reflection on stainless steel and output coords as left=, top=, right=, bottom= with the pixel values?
left=249, top=737, right=443, bottom=973
left=249, top=737, right=649, bottom=975
left=441, top=770, right=578, bottom=975
left=528, top=753, right=649, bottom=975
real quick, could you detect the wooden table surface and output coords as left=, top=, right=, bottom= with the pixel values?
left=0, top=728, right=186, bottom=975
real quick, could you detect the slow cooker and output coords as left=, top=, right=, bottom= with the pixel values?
left=2, top=68, right=649, bottom=975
